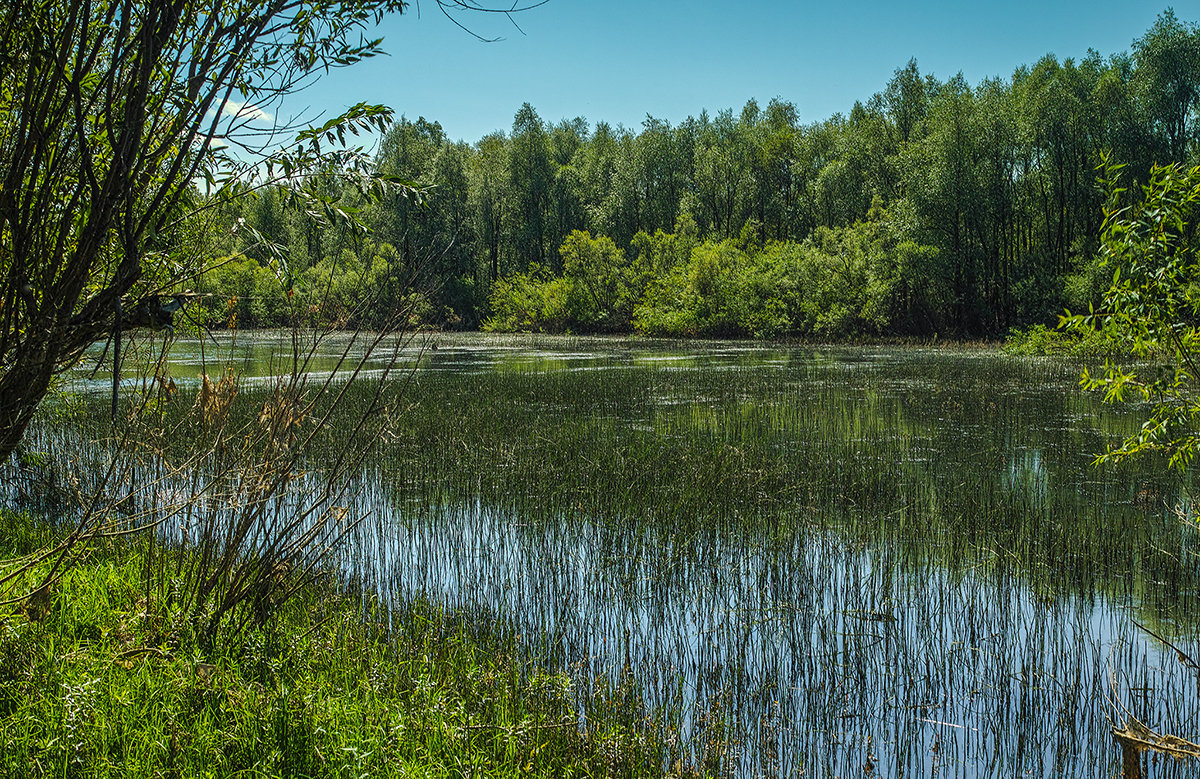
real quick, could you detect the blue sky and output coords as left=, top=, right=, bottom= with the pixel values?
left=284, top=1, right=1182, bottom=145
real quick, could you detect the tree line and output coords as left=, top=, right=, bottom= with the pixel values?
left=201, top=10, right=1200, bottom=338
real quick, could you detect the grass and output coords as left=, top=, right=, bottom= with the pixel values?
left=357, top=352, right=1195, bottom=601
left=14, top=335, right=1200, bottom=776
left=0, top=509, right=681, bottom=778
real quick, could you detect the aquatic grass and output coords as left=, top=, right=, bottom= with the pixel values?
left=0, top=510, right=680, bottom=778
left=341, top=340, right=1200, bottom=775
left=19, top=335, right=1200, bottom=776
left=359, top=500, right=1199, bottom=776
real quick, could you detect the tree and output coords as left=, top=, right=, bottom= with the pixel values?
left=0, top=0, right=534, bottom=464
left=883, top=59, right=932, bottom=145
left=693, top=107, right=752, bottom=238
left=902, top=74, right=990, bottom=332
left=635, top=115, right=689, bottom=237
left=747, top=98, right=801, bottom=242
left=1067, top=159, right=1200, bottom=469
left=558, top=229, right=630, bottom=330
left=1132, top=10, right=1200, bottom=163
left=547, top=117, right=587, bottom=246
left=424, top=140, right=477, bottom=324
left=508, top=103, right=554, bottom=270
left=374, top=116, right=445, bottom=271
left=469, top=131, right=510, bottom=285
left=572, top=121, right=620, bottom=238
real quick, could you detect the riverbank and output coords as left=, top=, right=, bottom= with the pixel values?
left=0, top=509, right=682, bottom=778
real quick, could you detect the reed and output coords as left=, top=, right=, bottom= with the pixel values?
left=0, top=509, right=673, bottom=777
left=9, top=332, right=1200, bottom=776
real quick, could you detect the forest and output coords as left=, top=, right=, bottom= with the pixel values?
left=196, top=10, right=1200, bottom=339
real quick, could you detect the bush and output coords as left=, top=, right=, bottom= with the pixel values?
left=1002, top=323, right=1130, bottom=357
left=482, top=269, right=574, bottom=333
left=197, top=257, right=291, bottom=328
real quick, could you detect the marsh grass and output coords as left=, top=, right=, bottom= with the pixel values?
left=346, top=340, right=1200, bottom=776
left=0, top=510, right=676, bottom=778
left=13, top=335, right=1200, bottom=776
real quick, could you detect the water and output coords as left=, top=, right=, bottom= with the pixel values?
left=25, top=332, right=1200, bottom=775
left=355, top=502, right=1191, bottom=776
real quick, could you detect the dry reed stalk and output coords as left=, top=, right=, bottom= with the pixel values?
left=1111, top=716, right=1200, bottom=779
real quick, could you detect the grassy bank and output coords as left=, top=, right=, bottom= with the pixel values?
left=0, top=510, right=677, bottom=778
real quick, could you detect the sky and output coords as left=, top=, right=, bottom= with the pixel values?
left=281, top=1, right=1184, bottom=146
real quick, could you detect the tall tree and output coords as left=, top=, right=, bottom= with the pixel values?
left=903, top=74, right=982, bottom=331
left=572, top=121, right=621, bottom=238
left=425, top=140, right=476, bottom=323
left=883, top=59, right=932, bottom=145
left=374, top=116, right=445, bottom=270
left=548, top=117, right=588, bottom=246
left=605, top=128, right=648, bottom=248
left=508, top=103, right=555, bottom=270
left=0, top=0, right=402, bottom=463
left=693, top=107, right=752, bottom=237
left=0, top=0, right=543, bottom=463
left=1132, top=10, right=1200, bottom=163
left=636, top=116, right=689, bottom=236
left=746, top=98, right=801, bottom=242
left=469, top=132, right=509, bottom=286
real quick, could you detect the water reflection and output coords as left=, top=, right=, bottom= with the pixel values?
left=70, top=331, right=805, bottom=385
left=347, top=500, right=1197, bottom=777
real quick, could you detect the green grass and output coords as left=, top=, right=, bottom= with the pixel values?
left=0, top=510, right=680, bottom=779
left=19, top=338, right=1200, bottom=776
left=354, top=356, right=1195, bottom=600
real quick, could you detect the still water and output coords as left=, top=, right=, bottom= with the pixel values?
left=47, top=332, right=1200, bottom=775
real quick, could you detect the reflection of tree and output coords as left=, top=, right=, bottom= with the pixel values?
left=363, top=347, right=1196, bottom=617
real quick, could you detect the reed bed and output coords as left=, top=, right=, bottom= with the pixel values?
left=11, top=333, right=1200, bottom=777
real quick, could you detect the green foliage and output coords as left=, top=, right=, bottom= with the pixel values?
left=635, top=240, right=738, bottom=337
left=0, top=514, right=673, bottom=778
left=484, top=230, right=664, bottom=334
left=198, top=257, right=292, bottom=329
left=558, top=231, right=636, bottom=330
left=1062, top=252, right=1114, bottom=314
left=631, top=238, right=797, bottom=338
left=482, top=269, right=574, bottom=333
left=196, top=11, right=1200, bottom=342
left=629, top=204, right=938, bottom=339
left=1064, top=158, right=1200, bottom=469
left=1132, top=10, right=1200, bottom=162
left=1003, top=324, right=1074, bottom=355
left=1001, top=323, right=1123, bottom=357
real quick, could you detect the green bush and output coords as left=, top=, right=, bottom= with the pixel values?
left=482, top=269, right=573, bottom=333
left=197, top=257, right=291, bottom=328
left=1002, top=322, right=1129, bottom=357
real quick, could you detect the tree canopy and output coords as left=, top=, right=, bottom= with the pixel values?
left=192, top=12, right=1200, bottom=342
left=0, top=0, right=541, bottom=462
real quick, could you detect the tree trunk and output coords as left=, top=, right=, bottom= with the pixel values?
left=0, top=336, right=59, bottom=463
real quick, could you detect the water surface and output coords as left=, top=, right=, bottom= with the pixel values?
left=37, top=333, right=1200, bottom=775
